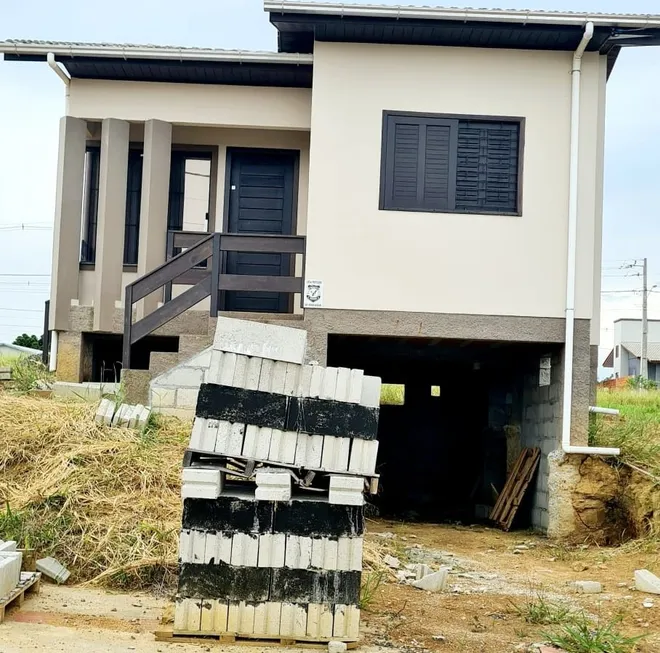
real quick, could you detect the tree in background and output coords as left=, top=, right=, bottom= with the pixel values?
left=13, top=334, right=43, bottom=350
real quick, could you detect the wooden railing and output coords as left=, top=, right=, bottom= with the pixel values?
left=122, top=231, right=306, bottom=370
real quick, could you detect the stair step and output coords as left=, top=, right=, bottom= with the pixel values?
left=178, top=334, right=213, bottom=360
left=150, top=352, right=180, bottom=377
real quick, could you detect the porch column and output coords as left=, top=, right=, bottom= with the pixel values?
left=49, top=116, right=87, bottom=331
left=93, top=118, right=129, bottom=331
left=137, top=119, right=172, bottom=317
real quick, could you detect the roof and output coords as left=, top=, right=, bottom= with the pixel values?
left=621, top=342, right=660, bottom=362
left=603, top=349, right=614, bottom=368
left=0, top=40, right=314, bottom=88
left=0, top=342, right=42, bottom=356
left=266, top=1, right=660, bottom=75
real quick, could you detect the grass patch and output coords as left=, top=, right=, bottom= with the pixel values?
left=544, top=614, right=644, bottom=653
left=359, top=571, right=385, bottom=610
left=593, top=389, right=660, bottom=477
left=0, top=394, right=189, bottom=589
left=511, top=591, right=576, bottom=625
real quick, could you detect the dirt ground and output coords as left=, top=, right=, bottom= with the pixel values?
left=1, top=522, right=659, bottom=653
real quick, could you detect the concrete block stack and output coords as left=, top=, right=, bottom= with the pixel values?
left=0, top=540, right=22, bottom=599
left=174, top=317, right=381, bottom=642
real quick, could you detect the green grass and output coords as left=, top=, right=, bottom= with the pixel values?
left=359, top=571, right=386, bottom=610
left=544, top=615, right=644, bottom=653
left=510, top=591, right=576, bottom=625
left=592, top=389, right=660, bottom=477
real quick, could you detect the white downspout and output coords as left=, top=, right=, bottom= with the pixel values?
left=49, top=331, right=58, bottom=373
left=47, top=52, right=70, bottom=113
left=561, top=22, right=619, bottom=457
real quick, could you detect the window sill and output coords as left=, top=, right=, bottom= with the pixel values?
left=79, top=263, right=139, bottom=272
left=379, top=206, right=522, bottom=217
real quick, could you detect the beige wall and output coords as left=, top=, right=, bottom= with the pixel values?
left=305, top=42, right=606, bottom=322
left=68, top=79, right=311, bottom=131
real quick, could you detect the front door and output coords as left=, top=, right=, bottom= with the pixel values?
left=224, top=149, right=297, bottom=313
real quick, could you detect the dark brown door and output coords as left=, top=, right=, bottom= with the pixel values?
left=224, top=149, right=296, bottom=313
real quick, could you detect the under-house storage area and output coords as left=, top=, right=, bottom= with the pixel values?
left=328, top=335, right=563, bottom=529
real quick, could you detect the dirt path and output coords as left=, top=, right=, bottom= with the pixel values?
left=1, top=522, right=658, bottom=652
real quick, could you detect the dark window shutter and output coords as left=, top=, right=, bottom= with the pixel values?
left=455, top=121, right=519, bottom=213
left=123, top=150, right=143, bottom=265
left=167, top=152, right=186, bottom=231
left=423, top=123, right=456, bottom=210
left=391, top=122, right=420, bottom=207
left=81, top=148, right=100, bottom=263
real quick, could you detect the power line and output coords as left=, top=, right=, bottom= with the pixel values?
left=0, top=274, right=50, bottom=278
left=0, top=307, right=43, bottom=313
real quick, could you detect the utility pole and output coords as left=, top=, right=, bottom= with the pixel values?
left=641, top=257, right=649, bottom=380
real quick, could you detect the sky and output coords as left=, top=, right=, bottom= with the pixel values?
left=1, top=0, right=660, bottom=370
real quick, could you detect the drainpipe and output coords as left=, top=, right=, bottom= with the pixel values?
left=561, top=23, right=619, bottom=457
left=47, top=52, right=70, bottom=113
left=49, top=331, right=58, bottom=373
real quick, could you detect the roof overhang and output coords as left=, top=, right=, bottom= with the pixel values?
left=266, top=1, right=660, bottom=76
left=0, top=41, right=314, bottom=87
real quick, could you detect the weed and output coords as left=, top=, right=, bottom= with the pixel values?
left=360, top=571, right=386, bottom=610
left=544, top=614, right=644, bottom=653
left=7, top=356, right=53, bottom=393
left=511, top=590, right=576, bottom=625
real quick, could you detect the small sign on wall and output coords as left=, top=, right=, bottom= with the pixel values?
left=303, top=279, right=324, bottom=308
left=539, top=356, right=552, bottom=387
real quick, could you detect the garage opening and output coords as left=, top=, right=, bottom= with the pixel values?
left=328, top=335, right=562, bottom=528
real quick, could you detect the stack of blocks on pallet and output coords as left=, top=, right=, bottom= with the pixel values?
left=174, top=317, right=381, bottom=642
left=0, top=540, right=22, bottom=599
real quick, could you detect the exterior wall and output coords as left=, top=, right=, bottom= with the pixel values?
left=68, top=79, right=311, bottom=131
left=305, top=41, right=605, bottom=321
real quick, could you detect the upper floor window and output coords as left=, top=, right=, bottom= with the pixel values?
left=379, top=111, right=523, bottom=215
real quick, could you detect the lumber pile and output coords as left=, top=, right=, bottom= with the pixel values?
left=174, top=317, right=381, bottom=642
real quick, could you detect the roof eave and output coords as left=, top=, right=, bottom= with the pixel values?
left=264, top=1, right=660, bottom=29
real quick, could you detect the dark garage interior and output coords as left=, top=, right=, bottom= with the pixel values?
left=327, top=335, right=562, bottom=527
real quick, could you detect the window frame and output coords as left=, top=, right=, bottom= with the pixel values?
left=379, top=110, right=525, bottom=217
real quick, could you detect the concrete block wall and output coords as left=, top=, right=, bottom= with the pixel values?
left=521, top=349, right=563, bottom=531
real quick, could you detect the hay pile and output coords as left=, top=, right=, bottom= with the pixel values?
left=0, top=393, right=189, bottom=589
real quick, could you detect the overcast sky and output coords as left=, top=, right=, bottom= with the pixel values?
left=1, top=0, right=659, bottom=370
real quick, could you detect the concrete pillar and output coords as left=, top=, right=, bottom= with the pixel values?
left=93, top=118, right=129, bottom=331
left=49, top=117, right=87, bottom=331
left=137, top=119, right=172, bottom=317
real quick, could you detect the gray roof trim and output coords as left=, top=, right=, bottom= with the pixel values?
left=0, top=40, right=313, bottom=65
left=264, top=1, right=660, bottom=28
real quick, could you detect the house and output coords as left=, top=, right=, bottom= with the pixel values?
left=3, top=2, right=660, bottom=532
left=603, top=318, right=660, bottom=380
left=0, top=343, right=42, bottom=358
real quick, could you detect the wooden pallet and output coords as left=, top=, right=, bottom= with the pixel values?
left=155, top=629, right=358, bottom=649
left=0, top=572, right=41, bottom=623
left=490, top=447, right=541, bottom=531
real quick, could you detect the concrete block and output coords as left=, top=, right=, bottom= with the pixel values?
left=214, top=421, right=231, bottom=454
left=201, top=419, right=219, bottom=452
left=161, top=367, right=204, bottom=388
left=206, top=349, right=223, bottom=384
left=572, top=580, right=602, bottom=594
left=332, top=605, right=346, bottom=639
left=328, top=642, right=348, bottom=653
left=298, top=365, right=314, bottom=397
left=0, top=540, right=17, bottom=552
left=137, top=405, right=151, bottom=428
left=242, top=424, right=260, bottom=459
left=258, top=533, right=286, bottom=568
left=212, top=316, right=307, bottom=364
left=219, top=352, right=238, bottom=386
left=347, top=369, right=364, bottom=404
left=293, top=603, right=307, bottom=638
left=174, top=598, right=201, bottom=632
left=227, top=601, right=240, bottom=633
left=201, top=598, right=229, bottom=633
left=411, top=567, right=449, bottom=592
left=103, top=399, right=116, bottom=425
left=309, top=365, right=324, bottom=398
left=233, top=354, right=248, bottom=388
left=269, top=430, right=297, bottom=465
left=256, top=468, right=292, bottom=502
left=321, top=367, right=338, bottom=400
left=239, top=601, right=256, bottom=635
left=329, top=490, right=364, bottom=507
left=284, top=363, right=300, bottom=396
left=227, top=422, right=246, bottom=456
left=95, top=398, right=113, bottom=425
left=335, top=368, right=350, bottom=402
left=330, top=475, right=362, bottom=493
left=178, top=530, right=193, bottom=563
left=245, top=356, right=263, bottom=390
left=323, top=538, right=339, bottom=571
left=280, top=602, right=296, bottom=637
left=321, top=436, right=350, bottom=472
left=635, top=569, right=660, bottom=595
left=0, top=552, right=22, bottom=597
left=205, top=532, right=232, bottom=565
left=181, top=483, right=222, bottom=500
left=176, top=388, right=199, bottom=408
left=337, top=537, right=363, bottom=572
left=182, top=467, right=223, bottom=487
left=255, top=427, right=273, bottom=460
left=111, top=403, right=126, bottom=426
left=360, top=376, right=381, bottom=408
left=258, top=359, right=274, bottom=392
left=285, top=535, right=312, bottom=569
left=191, top=530, right=206, bottom=564
left=307, top=603, right=333, bottom=640
left=348, top=439, right=379, bottom=475
left=127, top=404, right=144, bottom=428
left=35, top=556, right=69, bottom=584
left=271, top=361, right=288, bottom=393
left=294, top=433, right=324, bottom=469
left=265, top=602, right=282, bottom=636
left=231, top=533, right=259, bottom=567
left=311, top=538, right=326, bottom=569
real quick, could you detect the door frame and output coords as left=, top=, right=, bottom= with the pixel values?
left=220, top=147, right=301, bottom=313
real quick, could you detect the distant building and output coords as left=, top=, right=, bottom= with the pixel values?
left=603, top=318, right=660, bottom=380
left=0, top=342, right=42, bottom=358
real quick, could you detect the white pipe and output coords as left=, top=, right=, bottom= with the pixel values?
left=561, top=23, right=619, bottom=458
left=47, top=52, right=70, bottom=113
left=589, top=406, right=620, bottom=415
left=49, top=331, right=58, bottom=373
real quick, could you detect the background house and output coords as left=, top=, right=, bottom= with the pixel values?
left=603, top=318, right=660, bottom=380
left=0, top=342, right=42, bottom=358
